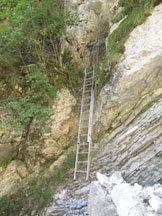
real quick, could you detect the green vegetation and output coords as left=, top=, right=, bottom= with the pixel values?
left=0, top=152, right=75, bottom=216
left=98, top=0, right=161, bottom=87
left=0, top=0, right=82, bottom=131
left=1, top=156, right=12, bottom=169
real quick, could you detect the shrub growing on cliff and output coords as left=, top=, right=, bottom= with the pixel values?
left=3, top=64, right=56, bottom=131
left=0, top=0, right=82, bottom=130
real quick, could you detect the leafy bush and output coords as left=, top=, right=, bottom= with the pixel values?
left=0, top=0, right=82, bottom=131
left=1, top=156, right=12, bottom=169
left=0, top=0, right=19, bottom=20
left=2, top=64, right=56, bottom=130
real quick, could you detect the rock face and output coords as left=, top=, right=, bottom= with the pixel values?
left=93, top=3, right=162, bottom=185
left=0, top=88, right=78, bottom=197
left=63, top=0, right=118, bottom=68
left=41, top=179, right=89, bottom=216
left=88, top=172, right=162, bottom=216
left=0, top=127, right=22, bottom=165
left=0, top=160, right=29, bottom=197
left=23, top=88, right=77, bottom=172
left=88, top=181, right=118, bottom=216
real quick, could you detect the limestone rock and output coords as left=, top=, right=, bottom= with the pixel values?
left=23, top=88, right=77, bottom=172
left=93, top=3, right=162, bottom=185
left=49, top=146, right=74, bottom=172
left=96, top=172, right=109, bottom=188
left=75, top=185, right=90, bottom=195
left=88, top=1, right=102, bottom=14
left=149, top=195, right=162, bottom=214
left=109, top=171, right=124, bottom=187
left=111, top=183, right=146, bottom=216
left=88, top=181, right=118, bottom=216
left=63, top=0, right=118, bottom=68
left=54, top=189, right=69, bottom=201
left=0, top=129, right=22, bottom=165
left=0, top=88, right=78, bottom=197
left=95, top=172, right=162, bottom=216
left=133, top=183, right=143, bottom=197
left=154, top=187, right=162, bottom=199
left=0, top=160, right=28, bottom=197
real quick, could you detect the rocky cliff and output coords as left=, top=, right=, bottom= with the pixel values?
left=41, top=2, right=162, bottom=215
left=0, top=88, right=78, bottom=197
left=92, top=3, right=162, bottom=185
left=0, top=0, right=162, bottom=215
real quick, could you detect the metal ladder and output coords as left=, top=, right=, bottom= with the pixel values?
left=74, top=65, right=96, bottom=180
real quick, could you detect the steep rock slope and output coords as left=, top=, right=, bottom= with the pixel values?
left=0, top=88, right=78, bottom=197
left=63, top=0, right=117, bottom=68
left=93, top=3, right=162, bottom=185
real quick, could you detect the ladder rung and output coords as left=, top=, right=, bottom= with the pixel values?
left=83, top=103, right=90, bottom=107
left=79, top=143, right=89, bottom=146
left=86, top=77, right=93, bottom=81
left=81, top=119, right=89, bottom=121
left=78, top=161, right=88, bottom=163
left=80, top=126, right=88, bottom=128
left=80, top=134, right=88, bottom=136
left=79, top=152, right=88, bottom=154
left=84, top=97, right=91, bottom=100
left=86, top=71, right=93, bottom=75
left=76, top=170, right=87, bottom=173
left=82, top=111, right=90, bottom=114
left=85, top=84, right=92, bottom=87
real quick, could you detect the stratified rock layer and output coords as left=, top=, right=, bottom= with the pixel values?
left=93, top=4, right=162, bottom=185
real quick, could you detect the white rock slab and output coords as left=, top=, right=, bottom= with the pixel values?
left=96, top=172, right=109, bottom=188
left=154, top=187, right=162, bottom=198
left=134, top=183, right=143, bottom=197
left=111, top=183, right=147, bottom=216
left=149, top=195, right=162, bottom=214
left=75, top=185, right=90, bottom=195
left=109, top=171, right=124, bottom=187
left=88, top=181, right=118, bottom=216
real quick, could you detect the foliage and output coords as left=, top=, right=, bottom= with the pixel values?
left=2, top=64, right=56, bottom=130
left=1, top=157, right=12, bottom=169
left=0, top=0, right=19, bottom=20
left=66, top=10, right=80, bottom=25
left=0, top=0, right=82, bottom=131
left=0, top=152, right=75, bottom=216
left=98, top=0, right=161, bottom=87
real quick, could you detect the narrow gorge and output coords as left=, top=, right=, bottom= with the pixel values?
left=0, top=0, right=162, bottom=215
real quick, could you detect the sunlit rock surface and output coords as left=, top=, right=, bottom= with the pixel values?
left=93, top=3, right=162, bottom=185
left=89, top=172, right=162, bottom=216
left=23, top=88, right=77, bottom=172
left=0, top=160, right=28, bottom=197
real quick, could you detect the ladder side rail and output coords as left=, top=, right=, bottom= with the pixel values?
left=74, top=144, right=80, bottom=180
left=77, top=68, right=87, bottom=144
left=86, top=139, right=92, bottom=180
left=91, top=65, right=96, bottom=138
left=86, top=89, right=94, bottom=180
left=86, top=66, right=95, bottom=179
left=87, top=66, right=95, bottom=143
left=87, top=88, right=94, bottom=143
